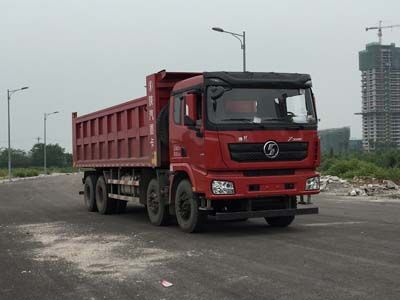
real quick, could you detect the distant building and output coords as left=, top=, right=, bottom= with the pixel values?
left=349, top=139, right=363, bottom=152
left=358, top=42, right=400, bottom=151
left=318, top=127, right=350, bottom=154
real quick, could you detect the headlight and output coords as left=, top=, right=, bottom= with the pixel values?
left=305, top=176, right=320, bottom=190
left=211, top=180, right=235, bottom=195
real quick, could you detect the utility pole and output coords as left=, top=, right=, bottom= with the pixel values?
left=212, top=27, right=247, bottom=72
left=43, top=111, right=59, bottom=174
left=7, top=87, right=29, bottom=181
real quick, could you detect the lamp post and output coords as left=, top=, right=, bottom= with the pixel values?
left=44, top=111, right=59, bottom=174
left=212, top=27, right=246, bottom=72
left=7, top=87, right=29, bottom=181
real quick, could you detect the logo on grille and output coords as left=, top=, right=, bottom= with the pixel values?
left=263, top=141, right=279, bottom=159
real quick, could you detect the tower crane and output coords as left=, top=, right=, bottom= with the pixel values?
left=366, top=20, right=400, bottom=44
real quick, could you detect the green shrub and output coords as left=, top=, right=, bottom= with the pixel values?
left=0, top=169, right=7, bottom=178
left=320, top=150, right=400, bottom=181
left=25, top=169, right=39, bottom=177
left=11, top=168, right=40, bottom=178
left=13, top=170, right=27, bottom=178
left=0, top=167, right=76, bottom=179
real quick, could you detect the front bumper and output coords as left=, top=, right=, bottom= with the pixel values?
left=215, top=205, right=319, bottom=221
left=193, top=169, right=320, bottom=199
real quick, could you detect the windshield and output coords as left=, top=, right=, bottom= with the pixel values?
left=206, top=87, right=316, bottom=126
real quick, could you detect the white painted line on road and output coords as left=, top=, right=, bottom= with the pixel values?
left=302, top=221, right=365, bottom=227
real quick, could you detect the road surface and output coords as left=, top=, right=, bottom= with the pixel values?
left=0, top=174, right=399, bottom=300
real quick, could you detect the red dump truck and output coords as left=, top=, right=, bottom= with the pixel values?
left=72, top=70, right=320, bottom=232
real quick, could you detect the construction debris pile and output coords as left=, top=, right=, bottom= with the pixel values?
left=320, top=175, right=400, bottom=197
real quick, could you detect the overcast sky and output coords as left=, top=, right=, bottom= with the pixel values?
left=1, top=0, right=400, bottom=152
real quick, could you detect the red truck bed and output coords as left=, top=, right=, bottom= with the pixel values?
left=72, top=70, right=199, bottom=168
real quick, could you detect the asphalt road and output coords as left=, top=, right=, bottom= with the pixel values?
left=0, top=174, right=399, bottom=300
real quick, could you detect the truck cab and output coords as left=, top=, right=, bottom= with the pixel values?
left=167, top=72, right=320, bottom=231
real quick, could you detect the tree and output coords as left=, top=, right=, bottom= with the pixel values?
left=64, top=153, right=73, bottom=166
left=30, top=143, right=68, bottom=167
left=0, top=147, right=30, bottom=168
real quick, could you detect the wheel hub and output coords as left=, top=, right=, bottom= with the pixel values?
left=148, top=190, right=159, bottom=214
left=178, top=191, right=191, bottom=221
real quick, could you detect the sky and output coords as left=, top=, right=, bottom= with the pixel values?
left=1, top=0, right=400, bottom=152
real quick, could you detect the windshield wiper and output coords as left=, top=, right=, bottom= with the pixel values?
left=262, top=117, right=286, bottom=122
left=220, top=118, right=255, bottom=123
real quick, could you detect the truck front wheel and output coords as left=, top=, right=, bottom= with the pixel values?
left=265, top=216, right=295, bottom=227
left=175, top=179, right=205, bottom=233
left=84, top=175, right=97, bottom=212
left=146, top=179, right=169, bottom=226
left=95, top=176, right=116, bottom=214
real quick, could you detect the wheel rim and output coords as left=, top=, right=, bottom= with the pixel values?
left=177, top=191, right=191, bottom=221
left=148, top=187, right=159, bottom=215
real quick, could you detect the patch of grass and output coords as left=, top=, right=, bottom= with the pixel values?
left=46, top=167, right=77, bottom=174
left=13, top=169, right=40, bottom=178
left=0, top=167, right=78, bottom=179
left=0, top=169, right=8, bottom=178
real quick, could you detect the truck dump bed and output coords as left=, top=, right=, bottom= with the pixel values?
left=72, top=70, right=199, bottom=168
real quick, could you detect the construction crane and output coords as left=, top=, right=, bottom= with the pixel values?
left=366, top=20, right=400, bottom=44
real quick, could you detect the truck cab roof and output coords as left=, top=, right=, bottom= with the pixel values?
left=172, top=71, right=312, bottom=94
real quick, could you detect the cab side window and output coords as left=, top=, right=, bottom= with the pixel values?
left=173, top=95, right=182, bottom=124
left=184, top=93, right=203, bottom=124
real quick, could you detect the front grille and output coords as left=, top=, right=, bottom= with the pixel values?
left=243, top=169, right=295, bottom=177
left=229, top=142, right=308, bottom=162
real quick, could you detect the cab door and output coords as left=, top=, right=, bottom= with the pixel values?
left=169, top=92, right=205, bottom=170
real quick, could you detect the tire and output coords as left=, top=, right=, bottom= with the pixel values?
left=146, top=178, right=169, bottom=226
left=84, top=175, right=97, bottom=212
left=115, top=200, right=128, bottom=214
left=265, top=216, right=295, bottom=227
left=95, top=176, right=116, bottom=214
left=175, top=179, right=205, bottom=233
left=157, top=104, right=169, bottom=146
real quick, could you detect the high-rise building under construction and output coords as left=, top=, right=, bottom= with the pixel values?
left=358, top=43, right=400, bottom=151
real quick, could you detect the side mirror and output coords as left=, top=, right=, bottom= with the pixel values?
left=209, top=86, right=225, bottom=100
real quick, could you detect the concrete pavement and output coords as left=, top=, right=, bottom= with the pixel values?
left=0, top=174, right=399, bottom=300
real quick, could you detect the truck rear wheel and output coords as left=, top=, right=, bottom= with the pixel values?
left=175, top=179, right=205, bottom=233
left=84, top=175, right=97, bottom=212
left=95, top=176, right=116, bottom=214
left=265, top=216, right=295, bottom=227
left=146, top=178, right=169, bottom=226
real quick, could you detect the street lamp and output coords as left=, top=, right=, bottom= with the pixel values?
left=7, top=86, right=29, bottom=181
left=212, top=26, right=246, bottom=72
left=44, top=111, right=59, bottom=174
